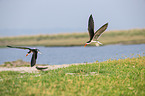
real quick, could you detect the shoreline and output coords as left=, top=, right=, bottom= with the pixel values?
left=0, top=43, right=145, bottom=48
left=0, top=63, right=88, bottom=73
left=0, top=28, right=145, bottom=47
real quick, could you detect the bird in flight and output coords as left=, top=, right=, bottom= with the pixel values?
left=84, top=14, right=108, bottom=47
left=7, top=45, right=41, bottom=67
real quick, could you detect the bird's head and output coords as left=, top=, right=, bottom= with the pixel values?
left=25, top=49, right=41, bottom=57
left=84, top=41, right=91, bottom=47
left=26, top=50, right=32, bottom=57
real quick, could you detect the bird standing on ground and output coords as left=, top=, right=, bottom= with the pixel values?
left=7, top=45, right=41, bottom=67
left=84, top=14, right=108, bottom=47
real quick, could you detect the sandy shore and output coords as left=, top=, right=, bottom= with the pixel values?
left=0, top=63, right=86, bottom=73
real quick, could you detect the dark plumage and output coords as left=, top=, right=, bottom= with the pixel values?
left=36, top=66, right=48, bottom=70
left=84, top=14, right=108, bottom=47
left=7, top=45, right=41, bottom=67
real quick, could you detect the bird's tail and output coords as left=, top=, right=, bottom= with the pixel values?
left=38, top=51, right=42, bottom=54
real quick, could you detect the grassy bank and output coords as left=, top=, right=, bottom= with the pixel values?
left=0, top=56, right=145, bottom=95
left=0, top=28, right=145, bottom=47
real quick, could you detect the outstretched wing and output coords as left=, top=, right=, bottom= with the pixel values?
left=93, top=23, right=108, bottom=41
left=88, top=14, right=94, bottom=41
left=31, top=51, right=37, bottom=67
left=7, top=45, right=31, bottom=50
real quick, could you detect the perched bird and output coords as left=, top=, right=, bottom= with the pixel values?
left=7, top=45, right=41, bottom=67
left=84, top=14, right=108, bottom=47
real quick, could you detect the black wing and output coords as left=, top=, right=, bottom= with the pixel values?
left=93, top=23, right=108, bottom=41
left=88, top=14, right=94, bottom=41
left=7, top=45, right=31, bottom=50
left=31, top=51, right=37, bottom=67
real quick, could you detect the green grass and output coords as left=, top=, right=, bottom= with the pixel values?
left=0, top=28, right=145, bottom=47
left=0, top=56, right=145, bottom=96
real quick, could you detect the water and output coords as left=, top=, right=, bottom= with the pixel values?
left=0, top=44, right=145, bottom=65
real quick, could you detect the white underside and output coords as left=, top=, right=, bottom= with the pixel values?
left=91, top=40, right=97, bottom=43
left=91, top=40, right=103, bottom=46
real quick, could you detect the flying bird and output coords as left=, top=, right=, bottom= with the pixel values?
left=7, top=45, right=41, bottom=67
left=84, top=14, right=108, bottom=47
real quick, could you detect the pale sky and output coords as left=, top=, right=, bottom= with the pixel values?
left=0, top=0, right=145, bottom=36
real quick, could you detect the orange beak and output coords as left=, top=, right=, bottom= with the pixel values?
left=26, top=53, right=29, bottom=57
left=84, top=44, right=87, bottom=47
